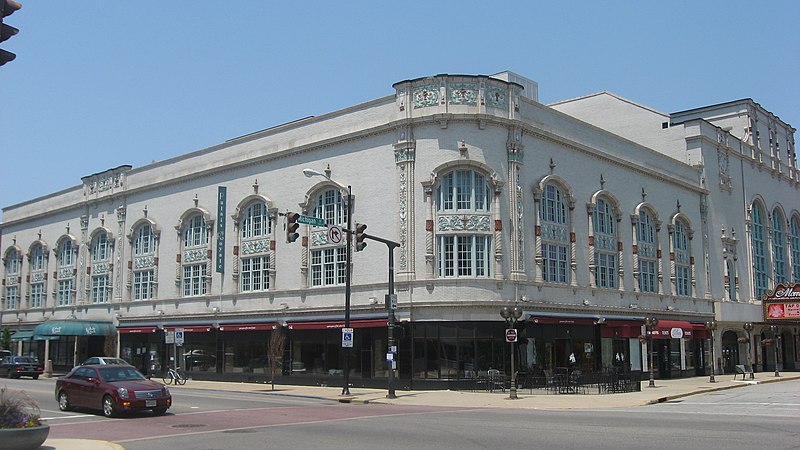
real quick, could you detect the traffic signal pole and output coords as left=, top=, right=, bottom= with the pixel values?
left=360, top=232, right=399, bottom=399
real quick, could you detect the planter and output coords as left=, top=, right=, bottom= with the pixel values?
left=0, top=424, right=50, bottom=450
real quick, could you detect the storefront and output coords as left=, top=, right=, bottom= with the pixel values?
left=644, top=320, right=708, bottom=378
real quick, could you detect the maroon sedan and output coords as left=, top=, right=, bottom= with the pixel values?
left=55, top=364, right=172, bottom=417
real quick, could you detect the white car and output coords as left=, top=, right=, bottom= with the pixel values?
left=80, top=357, right=130, bottom=366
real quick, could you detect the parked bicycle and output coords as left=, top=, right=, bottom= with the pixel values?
left=162, top=367, right=187, bottom=385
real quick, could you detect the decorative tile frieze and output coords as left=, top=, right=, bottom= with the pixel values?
left=639, top=242, right=657, bottom=258
left=595, top=234, right=616, bottom=251
left=184, top=248, right=207, bottom=263
left=485, top=86, right=507, bottom=109
left=394, top=148, right=416, bottom=163
left=540, top=223, right=568, bottom=242
left=134, top=256, right=156, bottom=269
left=437, top=215, right=491, bottom=232
left=311, top=231, right=328, bottom=246
left=6, top=276, right=18, bottom=286
left=58, top=268, right=73, bottom=279
left=31, top=272, right=45, bottom=283
left=448, top=83, right=477, bottom=106
left=92, top=262, right=110, bottom=275
left=413, top=85, right=439, bottom=109
left=241, top=239, right=270, bottom=255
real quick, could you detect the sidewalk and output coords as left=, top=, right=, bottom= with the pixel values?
left=42, top=372, right=800, bottom=449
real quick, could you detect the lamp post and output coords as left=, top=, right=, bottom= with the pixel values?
left=705, top=320, right=718, bottom=383
left=500, top=306, right=523, bottom=400
left=644, top=316, right=659, bottom=388
left=743, top=322, right=755, bottom=379
left=770, top=324, right=780, bottom=377
left=303, top=168, right=353, bottom=396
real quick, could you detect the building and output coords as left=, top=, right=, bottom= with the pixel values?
left=1, top=72, right=798, bottom=389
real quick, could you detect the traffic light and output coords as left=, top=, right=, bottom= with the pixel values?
left=286, top=212, right=300, bottom=243
left=0, top=1, right=21, bottom=67
left=355, top=223, right=367, bottom=252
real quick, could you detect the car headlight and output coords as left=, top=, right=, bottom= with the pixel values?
left=163, top=387, right=170, bottom=396
left=117, top=387, right=129, bottom=399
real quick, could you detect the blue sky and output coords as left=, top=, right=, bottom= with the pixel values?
left=1, top=1, right=798, bottom=215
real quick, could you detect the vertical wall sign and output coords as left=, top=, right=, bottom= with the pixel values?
left=216, top=186, right=227, bottom=273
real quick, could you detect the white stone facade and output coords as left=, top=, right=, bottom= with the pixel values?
left=2, top=71, right=798, bottom=376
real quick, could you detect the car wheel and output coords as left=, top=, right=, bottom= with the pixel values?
left=152, top=407, right=168, bottom=416
left=58, top=391, right=71, bottom=411
left=102, top=395, right=117, bottom=418
left=33, top=374, right=39, bottom=380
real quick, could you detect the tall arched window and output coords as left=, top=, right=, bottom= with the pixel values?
left=3, top=248, right=21, bottom=310
left=541, top=183, right=569, bottom=284
left=435, top=169, right=492, bottom=278
left=239, top=201, right=272, bottom=292
left=791, top=215, right=800, bottom=282
left=56, top=238, right=76, bottom=306
left=28, top=244, right=46, bottom=308
left=310, top=189, right=347, bottom=287
left=673, top=219, right=691, bottom=296
left=593, top=197, right=617, bottom=289
left=638, top=210, right=658, bottom=293
left=90, top=231, right=112, bottom=304
left=182, top=214, right=209, bottom=297
left=752, top=203, right=769, bottom=298
left=772, top=209, right=787, bottom=284
left=132, top=223, right=157, bottom=300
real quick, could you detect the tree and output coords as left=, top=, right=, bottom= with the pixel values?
left=103, top=331, right=118, bottom=358
left=0, top=327, right=11, bottom=351
left=266, top=327, right=285, bottom=391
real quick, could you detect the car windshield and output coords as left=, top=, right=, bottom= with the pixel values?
left=99, top=366, right=147, bottom=382
left=102, top=358, right=129, bottom=365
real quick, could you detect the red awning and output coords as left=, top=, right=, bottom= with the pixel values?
left=218, top=323, right=275, bottom=332
left=288, top=319, right=388, bottom=330
left=601, top=320, right=643, bottom=338
left=648, top=320, right=694, bottom=339
left=164, top=325, right=212, bottom=333
left=529, top=317, right=596, bottom=325
left=118, top=326, right=158, bottom=334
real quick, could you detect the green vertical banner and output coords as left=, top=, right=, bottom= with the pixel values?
left=216, top=186, right=227, bottom=273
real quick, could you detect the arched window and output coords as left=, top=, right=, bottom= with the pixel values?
left=3, top=248, right=21, bottom=310
left=90, top=231, right=112, bottom=304
left=540, top=183, right=569, bottom=284
left=435, top=169, right=492, bottom=278
left=593, top=197, right=617, bottom=289
left=239, top=201, right=272, bottom=292
left=673, top=219, right=691, bottom=296
left=638, top=209, right=658, bottom=293
left=310, top=189, right=347, bottom=287
left=28, top=244, right=46, bottom=308
left=181, top=213, right=209, bottom=297
left=752, top=203, right=768, bottom=298
left=132, top=223, right=157, bottom=301
left=772, top=209, right=787, bottom=284
left=56, top=239, right=75, bottom=306
left=791, top=215, right=800, bottom=282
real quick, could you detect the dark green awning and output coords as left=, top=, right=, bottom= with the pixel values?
left=33, top=320, right=117, bottom=338
left=11, top=331, right=34, bottom=341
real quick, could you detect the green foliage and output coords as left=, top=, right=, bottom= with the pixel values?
left=0, top=327, right=11, bottom=351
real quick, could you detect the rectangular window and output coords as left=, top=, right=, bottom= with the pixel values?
left=437, top=235, right=491, bottom=278
left=310, top=248, right=346, bottom=287
left=4, top=286, right=18, bottom=310
left=676, top=266, right=691, bottom=296
left=57, top=279, right=73, bottom=306
left=91, top=275, right=110, bottom=303
left=241, top=256, right=270, bottom=292
left=456, top=170, right=472, bottom=210
left=29, top=283, right=44, bottom=308
left=596, top=252, right=617, bottom=288
left=133, top=270, right=154, bottom=300
left=542, top=243, right=569, bottom=283
left=639, top=259, right=657, bottom=293
left=183, top=264, right=207, bottom=296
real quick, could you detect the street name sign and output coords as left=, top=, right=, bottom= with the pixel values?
left=297, top=214, right=326, bottom=227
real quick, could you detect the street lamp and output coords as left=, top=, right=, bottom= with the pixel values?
left=644, top=316, right=659, bottom=388
left=705, top=320, right=718, bottom=383
left=303, top=167, right=353, bottom=396
left=770, top=325, right=780, bottom=377
left=500, top=306, right=523, bottom=400
left=743, top=322, right=755, bottom=379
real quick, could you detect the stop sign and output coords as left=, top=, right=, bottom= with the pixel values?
left=505, top=328, right=518, bottom=343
